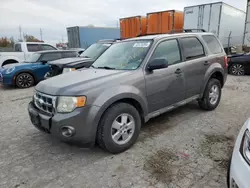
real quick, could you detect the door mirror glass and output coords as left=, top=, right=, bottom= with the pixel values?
left=147, top=58, right=168, bottom=71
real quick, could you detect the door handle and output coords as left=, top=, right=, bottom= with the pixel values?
left=204, top=61, right=209, bottom=66
left=175, top=68, right=182, bottom=74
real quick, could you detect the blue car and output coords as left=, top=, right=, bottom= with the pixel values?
left=0, top=50, right=77, bottom=88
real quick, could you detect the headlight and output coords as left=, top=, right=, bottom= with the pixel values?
left=62, top=68, right=76, bottom=74
left=5, top=66, right=15, bottom=74
left=57, top=96, right=86, bottom=113
left=240, top=129, right=250, bottom=165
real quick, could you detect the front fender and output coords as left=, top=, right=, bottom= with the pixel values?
left=92, top=84, right=148, bottom=123
left=12, top=69, right=38, bottom=84
left=200, top=63, right=226, bottom=97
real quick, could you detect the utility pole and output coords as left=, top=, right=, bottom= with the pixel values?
left=19, top=25, right=22, bottom=41
left=62, top=36, right=64, bottom=43
left=40, top=28, right=43, bottom=41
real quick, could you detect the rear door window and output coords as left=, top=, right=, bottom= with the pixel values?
left=40, top=53, right=62, bottom=62
left=14, top=44, right=22, bottom=52
left=202, top=35, right=223, bottom=54
left=27, top=44, right=40, bottom=52
left=181, top=37, right=205, bottom=60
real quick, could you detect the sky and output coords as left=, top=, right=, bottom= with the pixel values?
left=0, top=0, right=247, bottom=45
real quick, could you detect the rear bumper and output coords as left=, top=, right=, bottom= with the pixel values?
left=28, top=102, right=101, bottom=146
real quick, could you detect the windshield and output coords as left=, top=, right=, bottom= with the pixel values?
left=26, top=53, right=41, bottom=62
left=92, top=40, right=152, bottom=70
left=80, top=43, right=111, bottom=59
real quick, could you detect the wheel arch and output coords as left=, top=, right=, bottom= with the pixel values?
left=91, top=92, right=148, bottom=143
left=13, top=70, right=37, bottom=86
left=200, top=68, right=225, bottom=98
left=2, top=59, right=18, bottom=66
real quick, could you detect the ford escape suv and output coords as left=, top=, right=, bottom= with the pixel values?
left=28, top=31, right=228, bottom=153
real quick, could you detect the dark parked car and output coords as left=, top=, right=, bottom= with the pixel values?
left=28, top=32, right=227, bottom=153
left=44, top=39, right=120, bottom=79
left=228, top=53, right=250, bottom=75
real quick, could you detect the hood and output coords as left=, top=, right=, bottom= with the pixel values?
left=48, top=57, right=93, bottom=66
left=2, top=62, right=35, bottom=69
left=36, top=68, right=135, bottom=96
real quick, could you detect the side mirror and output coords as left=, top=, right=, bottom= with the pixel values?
left=41, top=60, right=47, bottom=64
left=147, top=58, right=168, bottom=71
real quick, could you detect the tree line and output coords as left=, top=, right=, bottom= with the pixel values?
left=0, top=35, right=43, bottom=47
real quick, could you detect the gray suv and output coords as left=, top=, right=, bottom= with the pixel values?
left=28, top=32, right=227, bottom=153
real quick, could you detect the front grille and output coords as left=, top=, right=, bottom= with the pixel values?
left=34, top=91, right=56, bottom=114
left=50, top=65, right=63, bottom=76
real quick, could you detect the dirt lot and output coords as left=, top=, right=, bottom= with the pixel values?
left=0, top=75, right=249, bottom=188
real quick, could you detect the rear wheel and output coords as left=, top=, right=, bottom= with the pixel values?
left=199, top=78, right=221, bottom=111
left=229, top=64, right=245, bottom=75
left=96, top=103, right=141, bottom=154
left=15, top=73, right=34, bottom=88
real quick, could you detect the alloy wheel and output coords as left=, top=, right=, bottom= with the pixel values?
left=231, top=64, right=244, bottom=75
left=111, top=113, right=135, bottom=145
left=209, top=85, right=219, bottom=105
left=17, top=73, right=33, bottom=88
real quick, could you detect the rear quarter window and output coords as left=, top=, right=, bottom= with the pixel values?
left=202, top=35, right=223, bottom=54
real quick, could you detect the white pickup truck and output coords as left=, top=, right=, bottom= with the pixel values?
left=0, top=42, right=58, bottom=66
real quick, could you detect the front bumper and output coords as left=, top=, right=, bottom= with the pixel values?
left=0, top=72, right=13, bottom=85
left=28, top=102, right=100, bottom=146
left=230, top=150, right=250, bottom=188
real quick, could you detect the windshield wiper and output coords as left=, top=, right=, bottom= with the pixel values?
left=96, top=66, right=116, bottom=70
left=81, top=55, right=90, bottom=58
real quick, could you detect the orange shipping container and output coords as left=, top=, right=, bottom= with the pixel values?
left=147, top=10, right=184, bottom=34
left=120, top=16, right=147, bottom=39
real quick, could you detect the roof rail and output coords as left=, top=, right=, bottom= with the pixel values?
left=97, top=38, right=122, bottom=42
left=168, top=29, right=206, bottom=34
left=136, top=33, right=163, bottom=37
left=184, top=29, right=206, bottom=32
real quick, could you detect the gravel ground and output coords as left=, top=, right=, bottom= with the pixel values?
left=0, top=75, right=249, bottom=188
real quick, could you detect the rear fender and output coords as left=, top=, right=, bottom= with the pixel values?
left=0, top=56, right=20, bottom=66
left=200, top=63, right=225, bottom=98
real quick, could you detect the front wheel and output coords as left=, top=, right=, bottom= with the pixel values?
left=199, top=78, right=221, bottom=111
left=229, top=64, right=245, bottom=75
left=15, top=73, right=34, bottom=88
left=96, top=103, right=141, bottom=154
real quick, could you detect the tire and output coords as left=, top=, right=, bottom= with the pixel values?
left=96, top=103, right=141, bottom=154
left=227, top=155, right=232, bottom=188
left=229, top=64, right=245, bottom=75
left=15, top=73, right=35, bottom=88
left=199, top=78, right=221, bottom=111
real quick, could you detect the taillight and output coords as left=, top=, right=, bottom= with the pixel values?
left=224, top=56, right=228, bottom=68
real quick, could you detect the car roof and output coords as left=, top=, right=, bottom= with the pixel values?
left=34, top=50, right=77, bottom=54
left=123, top=32, right=215, bottom=41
